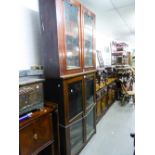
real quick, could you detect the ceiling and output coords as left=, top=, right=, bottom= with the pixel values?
left=78, top=0, right=135, bottom=47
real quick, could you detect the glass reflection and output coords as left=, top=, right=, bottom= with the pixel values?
left=64, top=2, right=80, bottom=69
left=68, top=81, right=83, bottom=119
left=70, top=120, right=83, bottom=154
left=84, top=13, right=93, bottom=67
left=85, top=78, right=94, bottom=108
left=86, top=109, right=95, bottom=140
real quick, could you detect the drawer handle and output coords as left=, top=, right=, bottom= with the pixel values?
left=33, top=133, right=38, bottom=140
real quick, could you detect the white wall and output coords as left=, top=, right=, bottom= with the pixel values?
left=18, top=0, right=42, bottom=70
left=96, top=33, right=112, bottom=66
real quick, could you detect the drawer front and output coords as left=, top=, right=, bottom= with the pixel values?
left=20, top=114, right=53, bottom=155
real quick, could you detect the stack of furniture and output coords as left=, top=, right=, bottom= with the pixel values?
left=39, top=0, right=96, bottom=154
left=111, top=41, right=130, bottom=65
left=114, top=65, right=135, bottom=100
left=96, top=67, right=117, bottom=123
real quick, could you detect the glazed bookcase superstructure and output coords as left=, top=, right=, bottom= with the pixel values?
left=39, top=0, right=96, bottom=78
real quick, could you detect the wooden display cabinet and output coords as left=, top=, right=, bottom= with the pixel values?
left=96, top=86, right=107, bottom=123
left=39, top=0, right=96, bottom=78
left=107, top=82, right=116, bottom=106
left=96, top=91, right=102, bottom=119
left=44, top=72, right=96, bottom=155
left=95, top=67, right=117, bottom=123
left=100, top=87, right=107, bottom=112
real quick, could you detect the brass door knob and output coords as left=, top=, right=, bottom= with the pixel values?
left=33, top=133, right=38, bottom=140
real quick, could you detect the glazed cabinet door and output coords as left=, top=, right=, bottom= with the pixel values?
left=63, top=0, right=83, bottom=74
left=64, top=76, right=84, bottom=123
left=84, top=74, right=96, bottom=110
left=69, top=119, right=84, bottom=155
left=85, top=107, right=96, bottom=141
left=82, top=7, right=96, bottom=71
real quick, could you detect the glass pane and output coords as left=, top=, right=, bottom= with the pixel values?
left=85, top=78, right=94, bottom=108
left=68, top=81, right=83, bottom=119
left=86, top=109, right=95, bottom=140
left=70, top=120, right=84, bottom=154
left=84, top=13, right=93, bottom=67
left=64, top=1, right=80, bottom=69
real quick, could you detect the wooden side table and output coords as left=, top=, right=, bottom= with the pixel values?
left=19, top=106, right=59, bottom=155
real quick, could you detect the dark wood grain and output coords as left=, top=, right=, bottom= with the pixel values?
left=39, top=0, right=60, bottom=78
